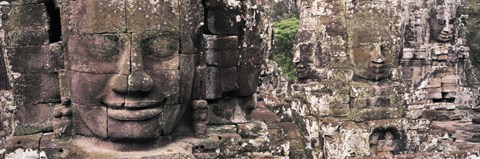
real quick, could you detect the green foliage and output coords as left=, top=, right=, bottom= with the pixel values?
left=273, top=18, right=299, bottom=80
left=467, top=0, right=480, bottom=69
left=270, top=0, right=299, bottom=22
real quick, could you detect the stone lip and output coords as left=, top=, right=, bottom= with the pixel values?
left=356, top=67, right=390, bottom=81
left=103, top=100, right=164, bottom=121
left=108, top=107, right=162, bottom=121
left=437, top=32, right=453, bottom=42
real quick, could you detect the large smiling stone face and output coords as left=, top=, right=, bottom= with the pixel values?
left=65, top=0, right=192, bottom=140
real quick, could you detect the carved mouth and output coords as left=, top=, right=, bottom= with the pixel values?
left=103, top=100, right=164, bottom=121
left=438, top=33, right=453, bottom=42
left=367, top=68, right=389, bottom=77
left=369, top=67, right=387, bottom=73
left=296, top=68, right=307, bottom=74
left=368, top=63, right=388, bottom=73
left=107, top=107, right=162, bottom=121
left=438, top=31, right=453, bottom=42
left=361, top=64, right=390, bottom=80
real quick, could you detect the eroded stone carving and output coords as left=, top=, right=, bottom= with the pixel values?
left=283, top=0, right=480, bottom=158
left=291, top=0, right=405, bottom=121
left=64, top=0, right=188, bottom=140
left=192, top=99, right=208, bottom=137
left=347, top=10, right=396, bottom=81
left=429, top=2, right=456, bottom=43
left=1, top=0, right=268, bottom=158
left=369, top=127, right=405, bottom=156
left=53, top=69, right=72, bottom=138
left=2, top=0, right=480, bottom=158
left=402, top=0, right=475, bottom=108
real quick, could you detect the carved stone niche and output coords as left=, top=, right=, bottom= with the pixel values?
left=369, top=127, right=406, bottom=156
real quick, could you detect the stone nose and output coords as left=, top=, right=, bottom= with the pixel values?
left=110, top=71, right=154, bottom=94
left=372, top=55, right=385, bottom=64
left=110, top=74, right=128, bottom=94
left=292, top=50, right=303, bottom=68
left=371, top=45, right=385, bottom=64
left=127, top=70, right=154, bottom=93
left=110, top=43, right=154, bottom=94
left=441, top=26, right=452, bottom=34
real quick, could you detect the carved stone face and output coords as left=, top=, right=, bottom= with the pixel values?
left=430, top=17, right=455, bottom=42
left=65, top=1, right=190, bottom=140
left=349, top=26, right=397, bottom=81
left=429, top=6, right=455, bottom=43
left=369, top=127, right=404, bottom=155
left=351, top=41, right=390, bottom=81
left=348, top=7, right=399, bottom=81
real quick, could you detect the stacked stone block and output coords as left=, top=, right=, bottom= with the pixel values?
left=194, top=0, right=261, bottom=125
left=279, top=0, right=480, bottom=158
left=1, top=0, right=63, bottom=137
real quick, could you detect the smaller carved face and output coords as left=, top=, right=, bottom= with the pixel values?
left=430, top=17, right=455, bottom=42
left=347, top=7, right=399, bottom=82
left=429, top=5, right=457, bottom=43
left=351, top=42, right=391, bottom=81
left=293, top=48, right=310, bottom=79
left=369, top=127, right=404, bottom=155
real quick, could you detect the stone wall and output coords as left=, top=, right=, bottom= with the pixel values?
left=0, top=0, right=302, bottom=158
left=259, top=0, right=480, bottom=158
left=0, top=0, right=480, bottom=158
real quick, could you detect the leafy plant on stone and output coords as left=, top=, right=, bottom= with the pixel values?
left=273, top=17, right=299, bottom=80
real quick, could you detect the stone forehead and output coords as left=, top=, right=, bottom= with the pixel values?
left=68, top=0, right=180, bottom=34
left=347, top=12, right=399, bottom=44
left=431, top=5, right=459, bottom=18
left=347, top=0, right=400, bottom=10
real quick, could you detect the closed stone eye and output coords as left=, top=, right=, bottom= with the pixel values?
left=87, top=35, right=120, bottom=61
left=438, top=19, right=446, bottom=25
left=142, top=36, right=178, bottom=59
left=449, top=18, right=456, bottom=24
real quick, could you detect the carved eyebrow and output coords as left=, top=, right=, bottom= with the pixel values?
left=139, top=32, right=180, bottom=48
left=141, top=31, right=180, bottom=39
left=437, top=19, right=446, bottom=25
left=357, top=43, right=378, bottom=47
left=102, top=34, right=120, bottom=42
left=80, top=34, right=121, bottom=42
left=449, top=18, right=456, bottom=24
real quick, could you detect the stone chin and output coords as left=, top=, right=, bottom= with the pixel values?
left=354, top=67, right=391, bottom=81
left=107, top=115, right=164, bottom=139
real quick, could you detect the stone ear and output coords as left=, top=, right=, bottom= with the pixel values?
left=194, top=22, right=206, bottom=53
left=58, top=69, right=71, bottom=106
left=53, top=69, right=73, bottom=138
left=192, top=100, right=208, bottom=138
